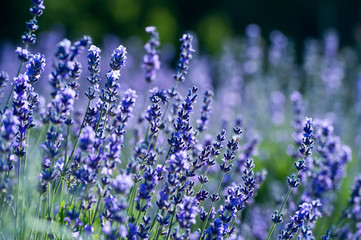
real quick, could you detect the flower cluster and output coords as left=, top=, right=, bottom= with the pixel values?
left=174, top=34, right=195, bottom=82
left=143, top=26, right=161, bottom=83
left=0, top=1, right=359, bottom=239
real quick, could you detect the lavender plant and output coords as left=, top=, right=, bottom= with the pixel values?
left=0, top=1, right=360, bottom=240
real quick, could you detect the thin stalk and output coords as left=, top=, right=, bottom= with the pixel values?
left=23, top=129, right=30, bottom=173
left=64, top=125, right=70, bottom=168
left=91, top=194, right=102, bottom=225
left=196, top=166, right=209, bottom=194
left=141, top=145, right=171, bottom=219
left=15, top=156, right=22, bottom=234
left=0, top=192, right=5, bottom=220
left=95, top=107, right=104, bottom=133
left=136, top=207, right=143, bottom=225
left=29, top=122, right=50, bottom=158
left=165, top=206, right=177, bottom=240
left=149, top=208, right=162, bottom=232
left=154, top=223, right=161, bottom=240
left=3, top=62, right=24, bottom=113
left=265, top=169, right=300, bottom=240
left=199, top=171, right=226, bottom=238
left=64, top=99, right=91, bottom=171
left=2, top=14, right=37, bottom=114
left=160, top=82, right=179, bottom=123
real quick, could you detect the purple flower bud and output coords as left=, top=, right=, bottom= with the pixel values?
left=79, top=126, right=95, bottom=152
left=143, top=26, right=160, bottom=83
left=176, top=196, right=199, bottom=229
left=26, top=53, right=46, bottom=85
left=174, top=33, right=195, bottom=82
left=111, top=173, right=134, bottom=195
left=16, top=47, right=32, bottom=62
left=87, top=45, right=101, bottom=74
left=110, top=45, right=127, bottom=71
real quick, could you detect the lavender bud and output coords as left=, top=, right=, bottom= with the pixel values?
left=26, top=53, right=46, bottom=85
left=16, top=47, right=32, bottom=62
left=143, top=26, right=160, bottom=83
left=174, top=33, right=195, bottom=82
left=110, top=45, right=127, bottom=71
left=111, top=173, right=134, bottom=195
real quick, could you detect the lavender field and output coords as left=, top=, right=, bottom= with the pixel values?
left=0, top=0, right=361, bottom=239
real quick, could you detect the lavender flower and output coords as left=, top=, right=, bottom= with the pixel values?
left=26, top=53, right=46, bottom=85
left=70, top=35, right=92, bottom=60
left=116, top=89, right=137, bottom=126
left=22, top=0, right=45, bottom=46
left=111, top=173, right=134, bottom=195
left=0, top=71, right=9, bottom=99
left=88, top=45, right=101, bottom=74
left=174, top=33, right=195, bottom=82
left=21, top=32, right=36, bottom=45
left=25, top=19, right=39, bottom=33
left=143, top=26, right=161, bottom=83
left=298, top=117, right=314, bottom=157
left=68, top=61, right=82, bottom=80
left=79, top=126, right=95, bottom=152
left=176, top=196, right=199, bottom=229
left=288, top=91, right=305, bottom=158
left=29, top=0, right=45, bottom=17
left=110, top=45, right=127, bottom=71
left=38, top=127, right=63, bottom=193
left=49, top=37, right=90, bottom=98
left=301, top=120, right=351, bottom=211
left=346, top=176, right=361, bottom=222
left=279, top=201, right=321, bottom=239
left=15, top=47, right=32, bottom=62
left=127, top=223, right=139, bottom=240
left=135, top=166, right=158, bottom=212
left=47, top=87, right=77, bottom=125
left=12, top=74, right=31, bottom=157
left=204, top=218, right=226, bottom=239
left=86, top=45, right=101, bottom=100
left=101, top=70, right=121, bottom=105
left=0, top=110, right=19, bottom=172
left=197, top=89, right=214, bottom=132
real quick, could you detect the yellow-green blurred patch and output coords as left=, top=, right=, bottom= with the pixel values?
left=145, top=7, right=178, bottom=43
left=196, top=12, right=232, bottom=52
left=108, top=0, right=142, bottom=23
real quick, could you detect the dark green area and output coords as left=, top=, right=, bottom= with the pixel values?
left=1, top=0, right=361, bottom=53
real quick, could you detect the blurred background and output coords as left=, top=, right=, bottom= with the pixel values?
left=2, top=0, right=361, bottom=54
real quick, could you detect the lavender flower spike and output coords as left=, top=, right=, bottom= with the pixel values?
left=87, top=45, right=101, bottom=74
left=26, top=53, right=46, bottom=85
left=143, top=26, right=160, bottom=83
left=174, top=33, right=195, bottom=82
left=110, top=45, right=127, bottom=71
left=0, top=71, right=9, bottom=99
left=176, top=196, right=199, bottom=229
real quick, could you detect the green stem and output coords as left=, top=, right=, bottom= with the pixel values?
left=29, top=122, right=50, bottom=158
left=265, top=169, right=300, bottom=240
left=95, top=107, right=104, bottom=133
left=196, top=166, right=209, bottom=194
left=154, top=223, right=161, bottom=240
left=160, top=81, right=179, bottom=123
left=64, top=125, right=70, bottom=168
left=15, top=156, right=22, bottom=235
left=64, top=99, right=91, bottom=172
left=200, top=171, right=225, bottom=238
left=166, top=206, right=177, bottom=240
left=150, top=209, right=162, bottom=232
left=91, top=194, right=102, bottom=225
